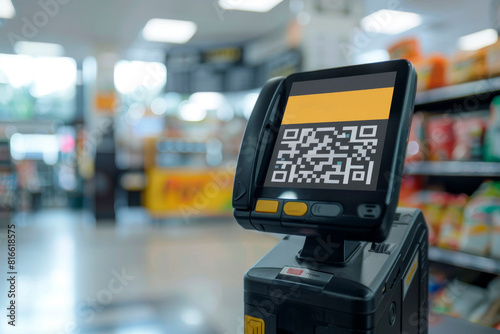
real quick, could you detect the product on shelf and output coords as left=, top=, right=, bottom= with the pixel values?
left=460, top=181, right=500, bottom=257
left=402, top=190, right=452, bottom=246
left=437, top=194, right=468, bottom=251
left=431, top=276, right=500, bottom=328
left=486, top=41, right=500, bottom=77
left=414, top=54, right=448, bottom=91
left=417, top=111, right=491, bottom=162
left=399, top=175, right=425, bottom=204
left=448, top=49, right=487, bottom=85
left=432, top=279, right=488, bottom=319
left=426, top=115, right=455, bottom=161
left=387, top=37, right=422, bottom=63
left=452, top=116, right=486, bottom=161
left=401, top=180, right=500, bottom=256
left=484, top=96, right=500, bottom=162
left=387, top=38, right=449, bottom=91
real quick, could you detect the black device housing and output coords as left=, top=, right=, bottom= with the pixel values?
left=244, top=208, right=428, bottom=334
left=233, top=60, right=417, bottom=242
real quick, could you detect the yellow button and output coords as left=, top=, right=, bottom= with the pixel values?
left=255, top=200, right=279, bottom=213
left=283, top=201, right=308, bottom=216
left=245, top=315, right=265, bottom=334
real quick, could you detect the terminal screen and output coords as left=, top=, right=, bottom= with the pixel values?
left=264, top=72, right=397, bottom=191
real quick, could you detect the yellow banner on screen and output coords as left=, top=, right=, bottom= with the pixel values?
left=282, top=87, right=394, bottom=125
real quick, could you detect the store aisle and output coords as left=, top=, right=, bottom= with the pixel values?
left=0, top=210, right=280, bottom=334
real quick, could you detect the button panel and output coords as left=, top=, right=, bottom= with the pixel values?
left=255, top=199, right=279, bottom=213
left=283, top=201, right=308, bottom=216
left=311, top=203, right=342, bottom=218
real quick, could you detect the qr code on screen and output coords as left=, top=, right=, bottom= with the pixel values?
left=270, top=124, right=380, bottom=187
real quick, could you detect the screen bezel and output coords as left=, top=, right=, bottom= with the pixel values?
left=255, top=60, right=412, bottom=206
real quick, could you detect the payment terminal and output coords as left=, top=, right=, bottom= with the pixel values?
left=233, top=60, right=428, bottom=333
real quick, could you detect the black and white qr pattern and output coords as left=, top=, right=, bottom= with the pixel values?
left=266, top=120, right=387, bottom=191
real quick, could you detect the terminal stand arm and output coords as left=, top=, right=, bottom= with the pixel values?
left=297, top=235, right=361, bottom=265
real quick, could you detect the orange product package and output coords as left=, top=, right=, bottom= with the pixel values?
left=387, top=37, right=422, bottom=63
left=414, top=54, right=448, bottom=91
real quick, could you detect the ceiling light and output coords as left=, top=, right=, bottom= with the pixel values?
left=360, top=10, right=422, bottom=35
left=142, top=18, right=197, bottom=43
left=189, top=92, right=225, bottom=110
left=178, top=101, right=207, bottom=122
left=0, top=0, right=15, bottom=19
left=14, top=41, right=65, bottom=57
left=218, top=0, right=284, bottom=13
left=458, top=28, right=498, bottom=51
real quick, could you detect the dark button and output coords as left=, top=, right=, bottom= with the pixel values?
left=311, top=203, right=342, bottom=218
left=357, top=204, right=382, bottom=219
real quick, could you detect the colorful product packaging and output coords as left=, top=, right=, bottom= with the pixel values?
left=437, top=194, right=468, bottom=251
left=486, top=41, right=500, bottom=77
left=414, top=54, right=448, bottom=91
left=387, top=37, right=422, bottom=63
left=452, top=116, right=487, bottom=161
left=448, top=49, right=487, bottom=85
left=460, top=181, right=500, bottom=256
left=408, top=190, right=450, bottom=246
left=427, top=115, right=455, bottom=161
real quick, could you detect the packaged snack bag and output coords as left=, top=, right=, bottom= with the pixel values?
left=412, top=191, right=449, bottom=246
left=452, top=116, right=487, bottom=161
left=460, top=181, right=500, bottom=256
left=387, top=37, right=421, bottom=62
left=438, top=194, right=468, bottom=250
left=414, top=54, right=448, bottom=91
left=399, top=175, right=424, bottom=206
left=448, top=49, right=487, bottom=85
left=427, top=115, right=454, bottom=161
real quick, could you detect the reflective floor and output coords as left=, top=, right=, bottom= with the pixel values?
left=0, top=209, right=280, bottom=334
left=0, top=209, right=496, bottom=334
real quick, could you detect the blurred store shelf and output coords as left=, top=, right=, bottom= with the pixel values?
left=429, top=246, right=500, bottom=275
left=404, top=161, right=500, bottom=177
left=415, top=77, right=500, bottom=105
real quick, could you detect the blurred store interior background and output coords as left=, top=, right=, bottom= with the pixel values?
left=1, top=0, right=500, bottom=333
